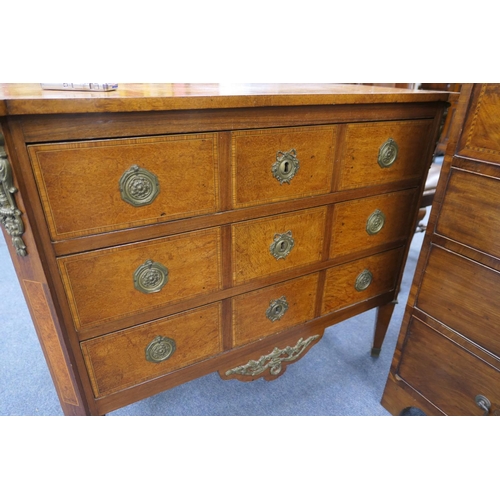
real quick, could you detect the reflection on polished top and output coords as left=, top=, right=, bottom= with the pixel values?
left=0, top=83, right=450, bottom=115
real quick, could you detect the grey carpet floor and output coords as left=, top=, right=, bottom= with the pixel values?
left=0, top=219, right=427, bottom=416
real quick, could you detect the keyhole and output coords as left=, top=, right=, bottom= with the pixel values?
left=274, top=305, right=282, bottom=315
left=282, top=161, right=290, bottom=174
left=279, top=240, right=288, bottom=252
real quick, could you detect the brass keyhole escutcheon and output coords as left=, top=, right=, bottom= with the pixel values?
left=270, top=231, right=295, bottom=260
left=279, top=240, right=289, bottom=252
left=272, top=149, right=300, bottom=184
left=378, top=138, right=399, bottom=168
left=366, top=209, right=386, bottom=235
left=266, top=296, right=289, bottom=322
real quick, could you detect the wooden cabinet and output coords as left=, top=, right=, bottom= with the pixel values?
left=0, top=83, right=447, bottom=415
left=381, top=84, right=500, bottom=416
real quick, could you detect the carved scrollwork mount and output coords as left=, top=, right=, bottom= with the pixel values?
left=225, top=335, right=320, bottom=379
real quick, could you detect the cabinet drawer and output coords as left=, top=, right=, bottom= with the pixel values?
left=339, top=120, right=432, bottom=190
left=232, top=207, right=326, bottom=285
left=437, top=168, right=500, bottom=260
left=28, top=133, right=219, bottom=240
left=81, top=303, right=222, bottom=398
left=58, top=228, right=222, bottom=331
left=231, top=126, right=336, bottom=208
left=416, top=245, right=500, bottom=358
left=329, top=189, right=417, bottom=258
left=321, top=247, right=403, bottom=315
left=232, top=273, right=319, bottom=348
left=397, top=317, right=500, bottom=416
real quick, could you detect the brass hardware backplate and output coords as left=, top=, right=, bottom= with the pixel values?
left=145, top=336, right=176, bottom=363
left=475, top=394, right=491, bottom=415
left=270, top=230, right=295, bottom=260
left=266, top=296, right=289, bottom=322
left=378, top=138, right=399, bottom=168
left=355, top=269, right=373, bottom=291
left=366, top=209, right=386, bottom=235
left=271, top=149, right=300, bottom=184
left=0, top=133, right=27, bottom=257
left=119, top=164, right=160, bottom=207
left=133, top=259, right=169, bottom=294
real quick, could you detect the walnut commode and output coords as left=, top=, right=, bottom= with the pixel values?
left=0, top=84, right=448, bottom=415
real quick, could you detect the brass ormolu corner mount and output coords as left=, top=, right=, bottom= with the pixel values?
left=0, top=133, right=27, bottom=257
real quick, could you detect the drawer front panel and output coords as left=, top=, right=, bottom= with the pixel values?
left=437, top=168, right=500, bottom=260
left=416, top=245, right=500, bottom=358
left=81, top=303, right=222, bottom=398
left=58, top=228, right=222, bottom=331
left=339, top=120, right=432, bottom=190
left=321, top=247, right=403, bottom=315
left=231, top=126, right=336, bottom=208
left=398, top=317, right=500, bottom=416
left=329, top=189, right=417, bottom=258
left=232, top=207, right=326, bottom=285
left=29, top=133, right=219, bottom=240
left=232, top=273, right=319, bottom=348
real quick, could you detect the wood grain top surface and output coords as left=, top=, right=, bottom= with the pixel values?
left=0, top=83, right=449, bottom=115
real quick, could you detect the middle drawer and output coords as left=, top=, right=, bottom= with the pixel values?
left=231, top=207, right=327, bottom=285
left=58, top=227, right=222, bottom=332
left=329, top=188, right=418, bottom=258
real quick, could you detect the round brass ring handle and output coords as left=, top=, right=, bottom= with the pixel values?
left=145, top=336, right=176, bottom=363
left=355, top=269, right=373, bottom=291
left=133, top=259, right=169, bottom=294
left=272, top=149, right=300, bottom=184
left=378, top=138, right=399, bottom=168
left=475, top=394, right=491, bottom=415
left=270, top=231, right=295, bottom=260
left=266, top=296, right=289, bottom=322
left=119, top=164, right=160, bottom=207
left=366, top=209, right=386, bottom=235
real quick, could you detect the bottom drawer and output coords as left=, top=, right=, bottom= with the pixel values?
left=81, top=303, right=222, bottom=398
left=397, top=317, right=500, bottom=416
left=232, top=273, right=319, bottom=348
left=321, top=247, right=403, bottom=315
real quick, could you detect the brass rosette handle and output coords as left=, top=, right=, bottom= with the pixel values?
left=0, top=133, right=27, bottom=257
left=270, top=230, right=295, bottom=260
left=145, top=335, right=176, bottom=363
left=119, top=164, right=160, bottom=207
left=366, top=209, right=386, bottom=235
left=133, top=259, right=169, bottom=294
left=266, top=296, right=289, bottom=322
left=355, top=269, right=373, bottom=291
left=378, top=138, right=399, bottom=168
left=271, top=149, right=300, bottom=184
left=475, top=394, right=492, bottom=416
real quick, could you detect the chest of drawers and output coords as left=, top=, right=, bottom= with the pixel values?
left=381, top=83, right=500, bottom=416
left=0, top=84, right=448, bottom=415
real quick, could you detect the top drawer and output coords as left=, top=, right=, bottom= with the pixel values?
left=338, top=120, right=433, bottom=190
left=231, top=126, right=337, bottom=208
left=28, top=133, right=219, bottom=240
